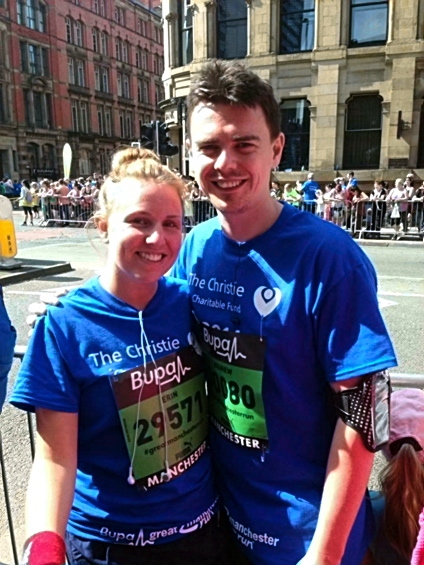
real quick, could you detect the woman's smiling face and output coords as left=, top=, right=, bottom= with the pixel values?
left=103, top=178, right=183, bottom=288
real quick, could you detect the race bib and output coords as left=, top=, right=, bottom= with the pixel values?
left=110, top=347, right=208, bottom=490
left=199, top=323, right=269, bottom=450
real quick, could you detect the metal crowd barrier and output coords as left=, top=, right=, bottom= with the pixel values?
left=38, top=197, right=97, bottom=228
left=34, top=197, right=217, bottom=229
left=296, top=199, right=423, bottom=240
left=2, top=347, right=423, bottom=565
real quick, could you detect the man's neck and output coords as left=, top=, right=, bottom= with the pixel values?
left=219, top=198, right=283, bottom=242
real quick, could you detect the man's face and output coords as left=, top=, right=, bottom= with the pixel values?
left=187, top=103, right=284, bottom=217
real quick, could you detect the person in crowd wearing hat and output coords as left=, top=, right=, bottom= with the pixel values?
left=362, top=389, right=424, bottom=565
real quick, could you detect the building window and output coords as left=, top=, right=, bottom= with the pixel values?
left=75, top=20, right=83, bottom=46
left=0, top=83, right=7, bottom=123
left=115, top=37, right=122, bottom=60
left=115, top=6, right=125, bottom=26
left=92, top=28, right=99, bottom=52
left=125, top=110, right=132, bottom=138
left=217, top=0, right=247, bottom=59
left=93, top=0, right=98, bottom=14
left=94, top=65, right=109, bottom=92
left=343, top=94, right=382, bottom=169
left=105, top=107, right=111, bottom=135
left=21, top=42, right=49, bottom=76
left=24, top=89, right=52, bottom=128
left=17, top=0, right=46, bottom=32
left=100, top=31, right=108, bottom=55
left=119, top=109, right=124, bottom=137
left=123, top=74, right=130, bottom=98
left=68, top=57, right=85, bottom=86
left=349, top=0, right=388, bottom=47
left=71, top=99, right=89, bottom=132
left=178, top=0, right=193, bottom=65
left=66, top=17, right=84, bottom=46
left=280, top=0, right=314, bottom=54
left=80, top=101, right=89, bottom=132
left=100, top=0, right=105, bottom=17
left=142, top=49, right=147, bottom=70
left=122, top=41, right=129, bottom=63
left=135, top=46, right=141, bottom=68
left=117, top=72, right=122, bottom=96
left=97, top=104, right=104, bottom=135
left=279, top=99, right=310, bottom=171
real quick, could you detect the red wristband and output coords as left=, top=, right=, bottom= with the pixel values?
left=21, top=531, right=66, bottom=565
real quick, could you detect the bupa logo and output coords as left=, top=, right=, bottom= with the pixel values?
left=202, top=326, right=246, bottom=363
left=131, top=356, right=191, bottom=390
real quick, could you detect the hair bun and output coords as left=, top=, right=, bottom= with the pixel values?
left=110, top=147, right=160, bottom=179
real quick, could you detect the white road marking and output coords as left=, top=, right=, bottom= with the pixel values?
left=378, top=297, right=398, bottom=308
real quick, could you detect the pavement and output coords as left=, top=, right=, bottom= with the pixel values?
left=0, top=212, right=422, bottom=286
left=0, top=212, right=105, bottom=286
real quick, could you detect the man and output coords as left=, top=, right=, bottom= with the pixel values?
left=346, top=171, right=358, bottom=190
left=301, top=172, right=319, bottom=213
left=172, top=60, right=396, bottom=565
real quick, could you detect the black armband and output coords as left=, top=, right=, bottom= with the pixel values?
left=332, top=370, right=391, bottom=452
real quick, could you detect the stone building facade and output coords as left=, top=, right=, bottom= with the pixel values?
left=0, top=0, right=163, bottom=180
left=161, top=0, right=424, bottom=188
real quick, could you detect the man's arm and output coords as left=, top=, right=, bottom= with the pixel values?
left=298, top=376, right=375, bottom=565
left=26, top=408, right=78, bottom=538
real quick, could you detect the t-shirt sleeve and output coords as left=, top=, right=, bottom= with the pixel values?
left=10, top=313, right=80, bottom=413
left=313, top=259, right=397, bottom=382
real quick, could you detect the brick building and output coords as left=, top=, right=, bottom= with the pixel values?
left=161, top=0, right=424, bottom=189
left=0, top=0, right=164, bottom=180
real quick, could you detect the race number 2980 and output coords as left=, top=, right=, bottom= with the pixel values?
left=211, top=371, right=256, bottom=410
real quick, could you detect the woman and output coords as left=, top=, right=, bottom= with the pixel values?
left=331, top=182, right=346, bottom=227
left=387, top=178, right=409, bottom=240
left=362, top=389, right=424, bottom=565
left=11, top=148, right=225, bottom=565
left=352, top=186, right=369, bottom=236
left=19, top=179, right=34, bottom=226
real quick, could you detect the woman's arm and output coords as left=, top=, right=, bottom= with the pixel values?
left=26, top=409, right=78, bottom=538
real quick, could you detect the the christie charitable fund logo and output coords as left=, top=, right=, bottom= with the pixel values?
left=187, top=271, right=282, bottom=319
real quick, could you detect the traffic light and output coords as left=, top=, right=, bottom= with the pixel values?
left=138, top=122, right=155, bottom=149
left=157, top=121, right=179, bottom=157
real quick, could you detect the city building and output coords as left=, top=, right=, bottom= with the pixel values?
left=161, top=0, right=424, bottom=188
left=0, top=0, right=164, bottom=180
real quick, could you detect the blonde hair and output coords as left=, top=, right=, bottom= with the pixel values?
left=94, top=147, right=185, bottom=225
left=379, top=443, right=424, bottom=559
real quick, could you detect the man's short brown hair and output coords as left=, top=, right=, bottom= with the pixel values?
left=186, top=59, right=281, bottom=141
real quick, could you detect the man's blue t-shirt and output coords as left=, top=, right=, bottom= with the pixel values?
left=172, top=204, right=397, bottom=565
left=301, top=179, right=319, bottom=201
left=11, top=277, right=217, bottom=545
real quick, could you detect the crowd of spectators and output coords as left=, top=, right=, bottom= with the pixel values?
left=272, top=171, right=424, bottom=239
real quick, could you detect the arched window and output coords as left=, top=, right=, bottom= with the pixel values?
left=217, top=0, right=247, bottom=59
left=41, top=144, right=55, bottom=169
left=100, top=31, right=108, bottom=55
left=279, top=99, right=310, bottom=171
left=65, top=17, right=84, bottom=46
left=92, top=28, right=99, bottom=52
left=343, top=94, right=382, bottom=169
left=27, top=142, right=40, bottom=169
